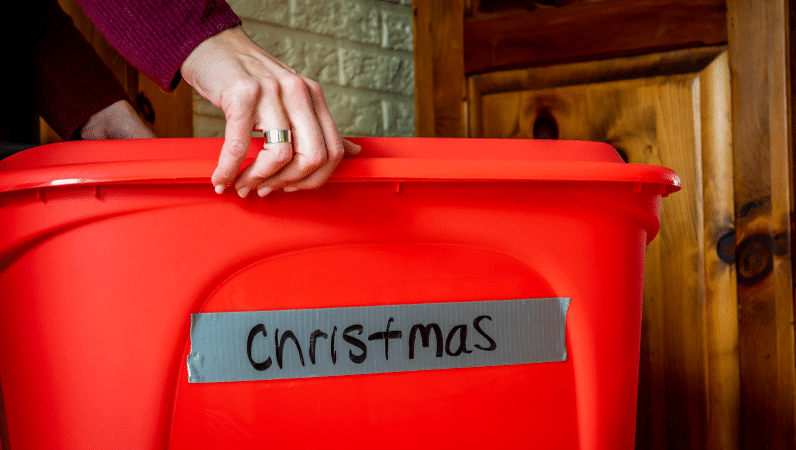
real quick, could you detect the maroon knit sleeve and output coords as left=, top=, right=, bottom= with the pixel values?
left=75, top=0, right=242, bottom=91
left=32, top=0, right=128, bottom=140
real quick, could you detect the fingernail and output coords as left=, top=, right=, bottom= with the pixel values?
left=283, top=186, right=299, bottom=192
left=237, top=186, right=251, bottom=198
left=257, top=186, right=273, bottom=197
left=214, top=184, right=226, bottom=194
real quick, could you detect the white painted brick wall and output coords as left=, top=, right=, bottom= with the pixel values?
left=193, top=0, right=414, bottom=138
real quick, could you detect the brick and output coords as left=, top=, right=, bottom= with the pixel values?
left=243, top=22, right=292, bottom=61
left=291, top=0, right=381, bottom=46
left=193, top=93, right=224, bottom=118
left=340, top=47, right=414, bottom=96
left=325, top=88, right=384, bottom=136
left=382, top=99, right=414, bottom=136
left=193, top=116, right=226, bottom=138
left=243, top=24, right=340, bottom=85
left=283, top=39, right=340, bottom=85
left=376, top=0, right=412, bottom=6
left=229, top=0, right=289, bottom=24
left=382, top=8, right=413, bottom=51
left=194, top=1, right=416, bottom=138
left=193, top=91, right=414, bottom=138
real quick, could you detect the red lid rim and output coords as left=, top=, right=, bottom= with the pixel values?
left=0, top=138, right=680, bottom=194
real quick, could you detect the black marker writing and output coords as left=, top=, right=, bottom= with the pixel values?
left=343, top=325, right=367, bottom=364
left=367, top=317, right=402, bottom=360
left=275, top=329, right=305, bottom=369
left=245, top=312, right=500, bottom=372
left=445, top=324, right=473, bottom=356
left=408, top=323, right=444, bottom=359
left=331, top=326, right=337, bottom=364
left=309, top=329, right=328, bottom=365
left=246, top=324, right=272, bottom=371
left=473, top=315, right=497, bottom=351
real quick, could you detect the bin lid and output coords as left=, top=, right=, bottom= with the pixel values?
left=0, top=137, right=680, bottom=194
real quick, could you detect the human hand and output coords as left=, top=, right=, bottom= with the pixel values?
left=80, top=100, right=156, bottom=140
left=180, top=26, right=361, bottom=197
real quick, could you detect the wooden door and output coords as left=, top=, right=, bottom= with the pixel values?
left=414, top=0, right=796, bottom=448
left=470, top=46, right=735, bottom=449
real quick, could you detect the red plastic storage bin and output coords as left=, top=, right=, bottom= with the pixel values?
left=0, top=137, right=678, bottom=450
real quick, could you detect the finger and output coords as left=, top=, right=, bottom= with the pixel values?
left=283, top=136, right=361, bottom=192
left=255, top=76, right=329, bottom=192
left=281, top=80, right=345, bottom=191
left=234, top=82, right=295, bottom=197
left=342, top=138, right=362, bottom=156
left=236, top=134, right=294, bottom=198
left=212, top=81, right=259, bottom=193
left=284, top=136, right=361, bottom=193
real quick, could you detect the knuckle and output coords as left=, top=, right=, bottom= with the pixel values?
left=247, top=164, right=277, bottom=183
left=326, top=142, right=345, bottom=164
left=245, top=169, right=269, bottom=183
left=225, top=140, right=250, bottom=159
left=270, top=145, right=294, bottom=166
left=258, top=77, right=281, bottom=97
left=231, top=79, right=261, bottom=101
left=302, top=150, right=328, bottom=171
left=304, top=78, right=323, bottom=97
left=281, top=75, right=310, bottom=100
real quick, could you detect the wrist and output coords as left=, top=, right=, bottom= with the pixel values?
left=181, top=26, right=249, bottom=87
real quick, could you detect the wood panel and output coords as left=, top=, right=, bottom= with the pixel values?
left=413, top=0, right=467, bottom=137
left=472, top=0, right=612, bottom=19
left=137, top=76, right=194, bottom=138
left=469, top=47, right=738, bottom=450
left=464, top=0, right=727, bottom=74
left=416, top=0, right=796, bottom=447
left=727, top=0, right=796, bottom=449
left=700, top=50, right=741, bottom=450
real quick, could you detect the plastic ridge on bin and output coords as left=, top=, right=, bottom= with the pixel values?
left=0, top=137, right=680, bottom=194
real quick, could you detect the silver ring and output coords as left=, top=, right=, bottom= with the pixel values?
left=264, top=129, right=292, bottom=144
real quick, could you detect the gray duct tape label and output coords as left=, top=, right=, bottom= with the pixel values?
left=188, top=298, right=569, bottom=383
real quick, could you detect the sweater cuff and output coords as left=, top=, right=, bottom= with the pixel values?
left=76, top=0, right=242, bottom=92
left=163, top=6, right=243, bottom=91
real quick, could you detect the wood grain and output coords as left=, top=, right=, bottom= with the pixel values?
left=467, top=46, right=723, bottom=137
left=413, top=0, right=467, bottom=137
left=700, top=51, right=741, bottom=450
left=727, top=0, right=796, bottom=449
left=472, top=0, right=612, bottom=19
left=412, top=0, right=436, bottom=137
left=464, top=0, right=727, bottom=74
left=469, top=47, right=739, bottom=450
left=423, top=0, right=796, bottom=447
left=138, top=75, right=194, bottom=138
